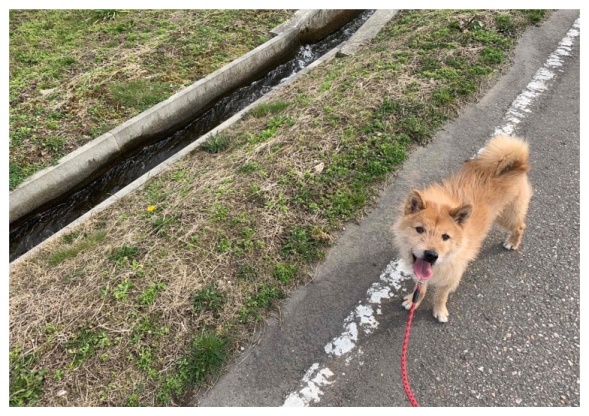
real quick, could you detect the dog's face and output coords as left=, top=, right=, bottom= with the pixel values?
left=395, top=190, right=471, bottom=281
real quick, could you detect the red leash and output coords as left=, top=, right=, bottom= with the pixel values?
left=401, top=283, right=421, bottom=407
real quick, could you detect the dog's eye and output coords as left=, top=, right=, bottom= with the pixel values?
left=442, top=234, right=451, bottom=241
left=416, top=226, right=425, bottom=234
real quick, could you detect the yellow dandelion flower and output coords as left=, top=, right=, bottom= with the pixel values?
left=147, top=205, right=156, bottom=212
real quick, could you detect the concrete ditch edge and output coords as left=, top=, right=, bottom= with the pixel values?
left=9, top=9, right=399, bottom=269
left=338, top=10, right=399, bottom=56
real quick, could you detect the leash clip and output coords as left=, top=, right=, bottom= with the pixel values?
left=412, top=282, right=423, bottom=304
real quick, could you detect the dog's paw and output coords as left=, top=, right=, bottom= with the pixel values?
left=402, top=293, right=415, bottom=311
left=503, top=240, right=519, bottom=250
left=433, top=307, right=449, bottom=323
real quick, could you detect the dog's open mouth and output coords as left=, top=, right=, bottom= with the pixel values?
left=412, top=254, right=433, bottom=281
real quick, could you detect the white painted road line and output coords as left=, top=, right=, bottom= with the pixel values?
left=282, top=260, right=412, bottom=406
left=281, top=17, right=580, bottom=407
left=494, top=18, right=580, bottom=136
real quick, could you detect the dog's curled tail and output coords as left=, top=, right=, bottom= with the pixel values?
left=476, top=134, right=530, bottom=177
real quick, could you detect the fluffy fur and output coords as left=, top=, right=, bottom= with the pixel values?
left=393, top=134, right=532, bottom=322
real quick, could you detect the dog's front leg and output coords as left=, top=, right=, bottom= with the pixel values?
left=402, top=282, right=427, bottom=310
left=432, top=284, right=457, bottom=323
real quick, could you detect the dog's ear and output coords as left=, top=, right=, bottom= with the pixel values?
left=404, top=190, right=426, bottom=214
left=450, top=204, right=472, bottom=226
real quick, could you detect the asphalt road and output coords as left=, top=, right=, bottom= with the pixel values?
left=193, top=10, right=580, bottom=407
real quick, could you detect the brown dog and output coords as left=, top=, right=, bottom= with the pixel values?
left=393, top=134, right=532, bottom=322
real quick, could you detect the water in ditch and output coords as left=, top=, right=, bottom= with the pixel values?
left=10, top=10, right=375, bottom=262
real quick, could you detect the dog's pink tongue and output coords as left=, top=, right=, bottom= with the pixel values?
left=413, top=258, right=433, bottom=281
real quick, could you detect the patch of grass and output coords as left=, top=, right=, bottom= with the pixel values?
left=43, top=136, right=67, bottom=152
left=211, top=203, right=230, bottom=222
left=192, top=284, right=227, bottom=314
left=66, top=326, right=111, bottom=366
left=479, top=47, right=505, bottom=64
left=525, top=10, right=547, bottom=24
left=249, top=101, right=289, bottom=118
left=48, top=230, right=106, bottom=266
left=91, top=9, right=129, bottom=22
left=54, top=369, right=65, bottom=380
left=131, top=315, right=169, bottom=345
left=469, top=65, right=493, bottom=76
left=9, top=349, right=47, bottom=407
left=145, top=181, right=167, bottom=203
left=125, top=393, right=142, bottom=407
left=134, top=346, right=154, bottom=372
left=151, top=214, right=179, bottom=235
left=432, top=86, right=454, bottom=106
left=109, top=244, right=139, bottom=265
left=155, top=331, right=228, bottom=405
left=247, top=115, right=295, bottom=145
left=495, top=14, right=515, bottom=35
left=137, top=282, right=166, bottom=307
left=113, top=279, right=134, bottom=301
left=9, top=160, right=41, bottom=191
left=281, top=226, right=325, bottom=262
left=184, top=332, right=228, bottom=382
left=252, top=284, right=285, bottom=309
left=62, top=230, right=85, bottom=245
left=216, top=239, right=233, bottom=253
left=240, top=284, right=285, bottom=322
left=201, top=133, right=232, bottom=154
left=237, top=161, right=263, bottom=175
left=109, top=79, right=173, bottom=112
left=273, top=263, right=298, bottom=283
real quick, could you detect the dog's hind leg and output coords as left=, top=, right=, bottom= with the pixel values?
left=402, top=282, right=427, bottom=311
left=496, top=178, right=532, bottom=250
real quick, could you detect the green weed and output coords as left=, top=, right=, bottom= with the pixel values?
left=253, top=284, right=284, bottom=309
left=125, top=393, right=143, bottom=407
left=113, top=279, right=134, bottom=301
left=151, top=215, right=179, bottom=235
left=9, top=349, right=47, bottom=406
left=211, top=204, right=230, bottom=222
left=239, top=283, right=286, bottom=322
left=184, top=332, right=228, bottom=382
left=281, top=226, right=325, bottom=262
left=201, top=134, right=231, bottom=153
left=479, top=47, right=504, bottom=64
left=109, top=244, right=139, bottom=266
left=145, top=181, right=167, bottom=203
left=135, top=346, right=154, bottom=371
left=525, top=10, right=546, bottom=24
left=273, top=263, right=298, bottom=283
left=66, top=326, right=111, bottom=366
left=192, top=283, right=227, bottom=313
left=131, top=315, right=169, bottom=345
left=154, top=331, right=228, bottom=405
left=137, top=283, right=166, bottom=307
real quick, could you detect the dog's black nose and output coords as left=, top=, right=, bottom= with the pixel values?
left=423, top=250, right=438, bottom=264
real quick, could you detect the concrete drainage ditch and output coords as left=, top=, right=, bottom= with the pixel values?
left=9, top=9, right=399, bottom=265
